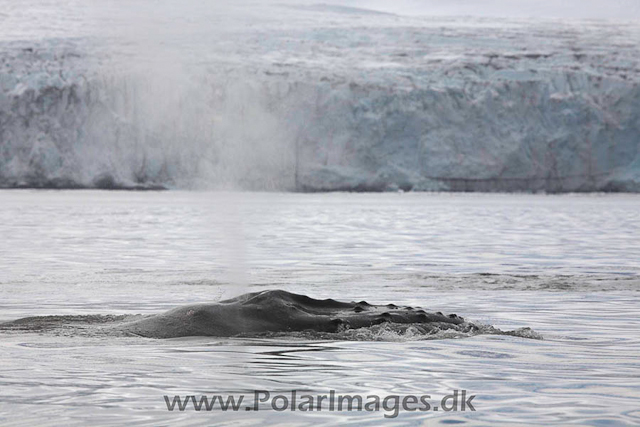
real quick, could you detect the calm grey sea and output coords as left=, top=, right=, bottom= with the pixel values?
left=0, top=191, right=639, bottom=425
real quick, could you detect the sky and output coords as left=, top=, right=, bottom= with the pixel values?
left=346, top=0, right=640, bottom=19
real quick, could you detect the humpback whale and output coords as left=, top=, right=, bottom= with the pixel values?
left=0, top=290, right=540, bottom=339
left=120, top=289, right=471, bottom=338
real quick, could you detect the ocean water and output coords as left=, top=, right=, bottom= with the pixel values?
left=0, top=191, right=639, bottom=425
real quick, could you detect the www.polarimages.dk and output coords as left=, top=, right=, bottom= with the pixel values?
left=164, top=389, right=476, bottom=418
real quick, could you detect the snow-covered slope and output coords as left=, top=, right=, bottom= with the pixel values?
left=1, top=1, right=639, bottom=191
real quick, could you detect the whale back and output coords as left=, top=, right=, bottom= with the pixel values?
left=120, top=290, right=466, bottom=338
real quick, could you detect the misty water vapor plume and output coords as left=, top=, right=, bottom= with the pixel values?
left=61, top=1, right=302, bottom=190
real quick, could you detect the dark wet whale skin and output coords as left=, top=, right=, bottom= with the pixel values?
left=121, top=290, right=467, bottom=338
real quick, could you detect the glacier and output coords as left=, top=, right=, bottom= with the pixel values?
left=1, top=1, right=639, bottom=192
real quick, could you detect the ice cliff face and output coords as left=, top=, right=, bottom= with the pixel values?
left=1, top=2, right=639, bottom=191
